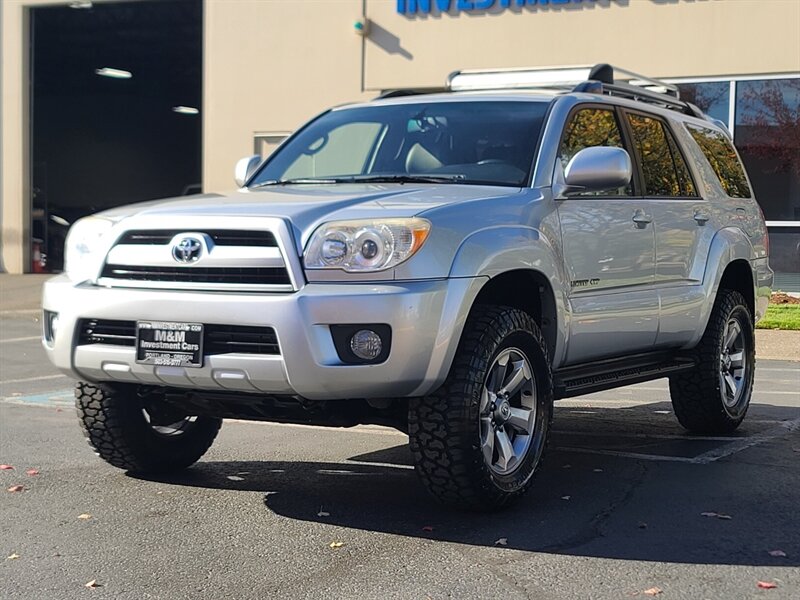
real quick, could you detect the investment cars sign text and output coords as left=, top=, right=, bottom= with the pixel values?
left=397, top=0, right=589, bottom=14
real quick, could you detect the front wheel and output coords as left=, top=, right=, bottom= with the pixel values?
left=75, top=382, right=222, bottom=473
left=669, top=289, right=755, bottom=434
left=408, top=305, right=553, bottom=511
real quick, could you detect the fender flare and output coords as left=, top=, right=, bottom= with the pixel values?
left=687, top=226, right=757, bottom=347
left=448, top=225, right=570, bottom=367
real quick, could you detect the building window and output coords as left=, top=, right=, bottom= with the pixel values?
left=734, top=78, right=800, bottom=222
left=677, top=81, right=730, bottom=126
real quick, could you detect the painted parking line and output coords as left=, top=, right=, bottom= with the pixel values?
left=1, top=389, right=74, bottom=407
left=0, top=336, right=41, bottom=344
left=1, top=374, right=70, bottom=386
left=556, top=417, right=800, bottom=464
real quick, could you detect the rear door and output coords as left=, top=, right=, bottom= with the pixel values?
left=622, top=111, right=715, bottom=347
left=555, top=106, right=659, bottom=364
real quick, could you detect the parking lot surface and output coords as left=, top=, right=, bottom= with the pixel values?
left=1, top=312, right=799, bottom=599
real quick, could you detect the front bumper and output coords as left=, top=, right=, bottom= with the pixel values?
left=42, top=275, right=484, bottom=400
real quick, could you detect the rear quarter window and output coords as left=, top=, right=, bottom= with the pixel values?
left=685, top=123, right=752, bottom=198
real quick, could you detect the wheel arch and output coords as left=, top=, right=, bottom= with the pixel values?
left=448, top=226, right=569, bottom=366
left=688, top=227, right=759, bottom=348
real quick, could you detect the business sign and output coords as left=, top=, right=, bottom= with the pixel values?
left=397, top=0, right=588, bottom=15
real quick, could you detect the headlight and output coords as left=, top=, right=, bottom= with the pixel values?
left=64, top=216, right=114, bottom=282
left=304, top=218, right=431, bottom=273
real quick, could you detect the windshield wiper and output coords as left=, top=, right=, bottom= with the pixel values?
left=338, top=174, right=466, bottom=184
left=251, top=173, right=466, bottom=188
left=251, top=177, right=340, bottom=188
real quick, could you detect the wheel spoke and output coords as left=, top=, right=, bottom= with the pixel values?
left=481, top=423, right=495, bottom=465
left=729, top=350, right=744, bottom=369
left=480, top=389, right=493, bottom=414
left=724, top=321, right=740, bottom=350
left=487, top=358, right=508, bottom=393
left=724, top=373, right=738, bottom=397
left=507, top=406, right=532, bottom=434
left=499, top=360, right=527, bottom=397
left=494, top=428, right=515, bottom=471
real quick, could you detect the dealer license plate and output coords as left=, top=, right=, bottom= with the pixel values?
left=136, top=321, right=204, bottom=368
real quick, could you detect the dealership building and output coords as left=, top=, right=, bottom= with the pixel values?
left=1, top=0, right=798, bottom=287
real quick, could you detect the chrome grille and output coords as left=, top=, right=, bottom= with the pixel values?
left=100, top=265, right=291, bottom=286
left=98, top=223, right=296, bottom=292
left=117, top=230, right=278, bottom=247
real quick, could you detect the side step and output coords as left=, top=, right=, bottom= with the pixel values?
left=553, top=351, right=697, bottom=399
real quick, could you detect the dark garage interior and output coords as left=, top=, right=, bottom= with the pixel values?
left=31, top=0, right=203, bottom=271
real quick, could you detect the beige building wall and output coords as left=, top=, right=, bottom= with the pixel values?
left=203, top=0, right=800, bottom=192
left=3, top=0, right=799, bottom=271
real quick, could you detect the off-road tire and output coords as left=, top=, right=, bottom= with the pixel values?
left=408, top=305, right=553, bottom=511
left=75, top=381, right=222, bottom=473
left=669, top=289, right=755, bottom=434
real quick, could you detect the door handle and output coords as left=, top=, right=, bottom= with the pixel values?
left=693, top=211, right=710, bottom=225
left=632, top=210, right=652, bottom=228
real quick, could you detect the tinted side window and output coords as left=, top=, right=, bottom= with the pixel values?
left=626, top=114, right=696, bottom=197
left=559, top=108, right=631, bottom=196
left=686, top=124, right=752, bottom=198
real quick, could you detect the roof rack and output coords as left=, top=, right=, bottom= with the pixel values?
left=445, top=63, right=705, bottom=119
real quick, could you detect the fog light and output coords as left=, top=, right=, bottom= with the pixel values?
left=43, top=310, right=59, bottom=343
left=350, top=329, right=382, bottom=360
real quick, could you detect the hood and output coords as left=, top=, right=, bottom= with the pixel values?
left=98, top=184, right=521, bottom=250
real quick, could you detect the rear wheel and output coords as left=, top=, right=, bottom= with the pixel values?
left=669, top=289, right=755, bottom=434
left=408, top=305, right=553, bottom=511
left=75, top=382, right=221, bottom=473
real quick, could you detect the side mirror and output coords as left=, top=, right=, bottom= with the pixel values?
left=563, top=146, right=632, bottom=194
left=234, top=155, right=261, bottom=187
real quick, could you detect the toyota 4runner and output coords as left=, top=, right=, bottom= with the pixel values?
left=42, top=64, right=773, bottom=510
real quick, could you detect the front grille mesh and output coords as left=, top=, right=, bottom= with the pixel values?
left=77, top=319, right=280, bottom=356
left=78, top=319, right=137, bottom=346
left=100, top=265, right=291, bottom=286
left=116, top=230, right=278, bottom=247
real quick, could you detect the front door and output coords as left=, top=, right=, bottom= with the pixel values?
left=555, top=106, right=658, bottom=364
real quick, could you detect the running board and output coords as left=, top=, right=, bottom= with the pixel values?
left=553, top=351, right=697, bottom=399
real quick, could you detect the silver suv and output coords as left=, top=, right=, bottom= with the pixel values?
left=43, top=64, right=773, bottom=510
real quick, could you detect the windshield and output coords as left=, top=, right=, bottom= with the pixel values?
left=250, top=100, right=550, bottom=188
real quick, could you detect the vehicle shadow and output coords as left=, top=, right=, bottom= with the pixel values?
left=132, top=401, right=800, bottom=567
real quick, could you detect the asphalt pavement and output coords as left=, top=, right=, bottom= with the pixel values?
left=1, top=310, right=799, bottom=599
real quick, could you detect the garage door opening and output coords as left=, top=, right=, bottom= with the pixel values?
left=30, top=0, right=203, bottom=272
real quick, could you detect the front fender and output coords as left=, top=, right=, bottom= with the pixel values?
left=687, top=227, right=765, bottom=348
left=449, top=225, right=570, bottom=367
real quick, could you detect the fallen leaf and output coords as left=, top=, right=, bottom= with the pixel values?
left=701, top=511, right=732, bottom=520
left=56, top=408, right=63, bottom=413
left=643, top=587, right=663, bottom=596
left=422, top=525, right=434, bottom=532
left=638, top=522, right=648, bottom=529
left=226, top=475, right=245, bottom=481
left=561, top=495, right=571, bottom=501
left=757, top=581, right=777, bottom=589
left=84, top=580, right=101, bottom=589
left=7, top=485, right=24, bottom=493
left=317, top=511, right=330, bottom=517
left=6, top=553, right=19, bottom=560
left=494, top=538, right=508, bottom=546
left=329, top=541, right=344, bottom=549
left=768, top=550, right=787, bottom=557
left=0, top=465, right=14, bottom=470
left=77, top=514, right=92, bottom=520
left=26, top=469, right=39, bottom=476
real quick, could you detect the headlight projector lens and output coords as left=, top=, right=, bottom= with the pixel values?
left=349, top=329, right=383, bottom=360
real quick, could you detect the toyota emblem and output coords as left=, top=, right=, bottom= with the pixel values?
left=172, top=236, right=203, bottom=263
